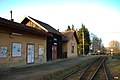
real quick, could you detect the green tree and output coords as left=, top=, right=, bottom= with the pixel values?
left=67, top=25, right=71, bottom=31
left=72, top=24, right=75, bottom=30
left=77, top=24, right=91, bottom=55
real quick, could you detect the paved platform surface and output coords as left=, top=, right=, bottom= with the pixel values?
left=0, top=55, right=97, bottom=80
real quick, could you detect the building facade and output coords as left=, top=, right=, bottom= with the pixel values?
left=62, top=30, right=79, bottom=58
left=21, top=16, right=63, bottom=61
left=0, top=17, right=49, bottom=69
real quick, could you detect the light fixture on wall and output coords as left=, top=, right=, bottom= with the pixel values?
left=11, top=32, right=23, bottom=36
left=9, top=32, right=23, bottom=39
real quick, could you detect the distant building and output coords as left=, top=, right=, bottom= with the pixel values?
left=62, top=30, right=79, bottom=58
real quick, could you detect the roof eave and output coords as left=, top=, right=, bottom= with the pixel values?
left=0, top=17, right=51, bottom=37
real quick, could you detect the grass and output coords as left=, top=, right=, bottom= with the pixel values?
left=106, top=54, right=120, bottom=80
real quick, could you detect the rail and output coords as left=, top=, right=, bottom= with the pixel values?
left=79, top=57, right=108, bottom=80
left=59, top=56, right=108, bottom=80
left=60, top=57, right=101, bottom=80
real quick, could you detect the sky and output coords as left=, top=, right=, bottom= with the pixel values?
left=0, top=0, right=120, bottom=47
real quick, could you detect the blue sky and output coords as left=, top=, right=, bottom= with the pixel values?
left=0, top=0, right=120, bottom=47
left=1, top=0, right=120, bottom=9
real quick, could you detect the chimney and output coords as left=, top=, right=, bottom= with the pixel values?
left=10, top=10, right=14, bottom=21
left=57, top=29, right=59, bottom=31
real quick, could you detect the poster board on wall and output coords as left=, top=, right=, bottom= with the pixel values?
left=38, top=45, right=46, bottom=62
left=0, top=47, right=7, bottom=58
left=12, top=43, right=22, bottom=57
left=39, top=45, right=44, bottom=56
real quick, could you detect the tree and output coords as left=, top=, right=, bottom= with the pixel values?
left=72, top=24, right=75, bottom=30
left=92, top=37, right=102, bottom=53
left=66, top=24, right=75, bottom=31
left=108, top=40, right=120, bottom=53
left=100, top=44, right=106, bottom=54
left=67, top=25, right=71, bottom=31
left=77, top=24, right=91, bottom=55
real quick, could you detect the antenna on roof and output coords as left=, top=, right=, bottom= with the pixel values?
left=10, top=10, right=14, bottom=21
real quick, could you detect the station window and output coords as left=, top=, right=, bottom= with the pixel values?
left=71, top=46, right=74, bottom=53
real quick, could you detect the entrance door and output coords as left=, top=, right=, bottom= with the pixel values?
left=52, top=45, right=57, bottom=60
left=27, top=44, right=35, bottom=63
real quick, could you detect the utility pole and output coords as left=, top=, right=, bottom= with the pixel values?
left=82, top=29, right=84, bottom=55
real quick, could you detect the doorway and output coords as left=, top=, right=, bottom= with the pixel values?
left=52, top=45, right=57, bottom=60
left=27, top=44, right=35, bottom=63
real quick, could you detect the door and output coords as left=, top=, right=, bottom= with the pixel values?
left=52, top=45, right=57, bottom=60
left=27, top=44, right=35, bottom=63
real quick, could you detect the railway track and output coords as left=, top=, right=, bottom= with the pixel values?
left=92, top=61, right=108, bottom=80
left=60, top=56, right=108, bottom=80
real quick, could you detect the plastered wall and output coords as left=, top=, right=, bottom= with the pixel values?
left=0, top=31, right=46, bottom=69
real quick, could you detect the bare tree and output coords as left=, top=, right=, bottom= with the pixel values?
left=108, top=40, right=120, bottom=53
left=92, top=37, right=102, bottom=53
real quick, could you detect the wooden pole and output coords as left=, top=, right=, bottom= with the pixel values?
left=82, top=29, right=84, bottom=55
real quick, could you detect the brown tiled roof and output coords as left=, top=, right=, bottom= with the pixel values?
left=62, top=30, right=79, bottom=44
left=21, top=16, right=63, bottom=36
left=0, top=17, right=51, bottom=37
